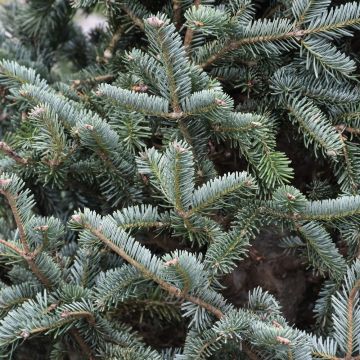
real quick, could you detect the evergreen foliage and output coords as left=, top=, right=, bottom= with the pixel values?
left=0, top=0, right=359, bottom=359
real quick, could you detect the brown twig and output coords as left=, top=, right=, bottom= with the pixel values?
left=0, top=235, right=51, bottom=288
left=345, top=279, right=360, bottom=359
left=120, top=5, right=144, bottom=31
left=184, top=0, right=201, bottom=51
left=0, top=187, right=30, bottom=253
left=243, top=343, right=260, bottom=360
left=0, top=238, right=25, bottom=256
left=336, top=131, right=358, bottom=194
left=173, top=0, right=182, bottom=29
left=70, top=329, right=96, bottom=360
left=103, top=25, right=125, bottom=62
left=336, top=124, right=360, bottom=135
left=72, top=74, right=115, bottom=89
left=0, top=142, right=28, bottom=165
left=61, top=311, right=96, bottom=326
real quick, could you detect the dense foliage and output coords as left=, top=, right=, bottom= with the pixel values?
left=0, top=0, right=360, bottom=359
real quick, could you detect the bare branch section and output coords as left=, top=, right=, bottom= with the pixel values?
left=72, top=74, right=115, bottom=88
left=336, top=124, right=360, bottom=135
left=103, top=25, right=125, bottom=62
left=173, top=0, right=182, bottom=29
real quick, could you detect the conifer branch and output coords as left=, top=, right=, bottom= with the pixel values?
left=184, top=0, right=201, bottom=50
left=2, top=1, right=360, bottom=358
left=0, top=178, right=95, bottom=358
left=23, top=313, right=96, bottom=359
left=199, top=5, right=360, bottom=70
left=199, top=29, right=304, bottom=68
left=0, top=236, right=51, bottom=288
left=0, top=238, right=24, bottom=256
left=82, top=221, right=224, bottom=319
left=337, top=133, right=358, bottom=194
left=261, top=195, right=360, bottom=221
left=28, top=311, right=96, bottom=335
left=145, top=17, right=187, bottom=111
left=0, top=142, right=28, bottom=165
left=118, top=3, right=144, bottom=31
left=345, top=279, right=360, bottom=358
left=0, top=187, right=29, bottom=254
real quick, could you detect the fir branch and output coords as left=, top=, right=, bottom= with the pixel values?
left=305, top=1, right=360, bottom=38
left=77, top=218, right=224, bottom=319
left=292, top=0, right=331, bottom=25
left=297, top=221, right=346, bottom=279
left=145, top=14, right=191, bottom=111
left=286, top=96, right=342, bottom=157
left=262, top=195, right=360, bottom=222
left=0, top=142, right=28, bottom=165
left=198, top=2, right=360, bottom=68
left=97, top=83, right=169, bottom=117
left=299, top=37, right=356, bottom=79
left=0, top=238, right=24, bottom=257
left=0, top=60, right=48, bottom=89
left=2, top=2, right=360, bottom=358
left=0, top=175, right=95, bottom=356
left=199, top=24, right=300, bottom=68
left=117, top=1, right=145, bottom=31
left=0, top=182, right=29, bottom=253
left=184, top=0, right=201, bottom=50
left=189, top=171, right=256, bottom=215
left=345, top=279, right=360, bottom=357
left=0, top=239, right=52, bottom=288
left=332, top=134, right=360, bottom=195
left=112, top=205, right=164, bottom=231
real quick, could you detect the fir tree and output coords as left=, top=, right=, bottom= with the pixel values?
left=0, top=0, right=360, bottom=359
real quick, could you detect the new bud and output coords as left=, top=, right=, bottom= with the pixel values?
left=71, top=214, right=82, bottom=223
left=146, top=16, right=164, bottom=27
left=215, top=98, right=226, bottom=106
left=0, top=178, right=12, bottom=186
left=84, top=124, right=94, bottom=131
